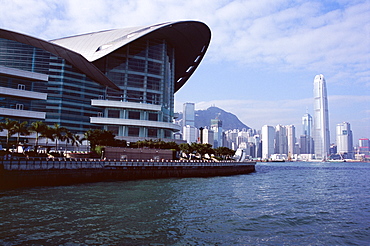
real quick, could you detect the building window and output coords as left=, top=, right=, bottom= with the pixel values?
left=148, top=128, right=158, bottom=138
left=148, top=112, right=158, bottom=121
left=108, top=109, right=120, bottom=118
left=17, top=84, right=25, bottom=90
left=16, top=104, right=24, bottom=110
left=97, top=112, right=103, bottom=117
left=164, top=129, right=172, bottom=138
left=128, top=111, right=140, bottom=120
left=128, top=126, right=140, bottom=137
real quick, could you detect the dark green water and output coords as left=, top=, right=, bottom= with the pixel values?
left=1, top=162, right=369, bottom=245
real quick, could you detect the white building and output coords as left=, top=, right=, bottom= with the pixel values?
left=336, top=122, right=353, bottom=159
left=286, top=125, right=296, bottom=155
left=262, top=125, right=275, bottom=159
left=201, top=127, right=214, bottom=146
left=301, top=112, right=313, bottom=154
left=313, top=74, right=330, bottom=160
left=183, top=125, right=198, bottom=144
left=275, top=125, right=287, bottom=154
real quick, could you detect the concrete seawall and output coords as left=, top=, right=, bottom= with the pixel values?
left=0, top=159, right=256, bottom=189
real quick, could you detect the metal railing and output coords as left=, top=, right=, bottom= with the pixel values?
left=1, top=158, right=255, bottom=171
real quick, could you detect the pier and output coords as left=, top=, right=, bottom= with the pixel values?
left=0, top=158, right=256, bottom=189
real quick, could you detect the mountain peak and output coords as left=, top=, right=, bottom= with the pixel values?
left=179, top=106, right=249, bottom=131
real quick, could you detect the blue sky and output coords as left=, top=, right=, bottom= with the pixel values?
left=1, top=0, right=369, bottom=142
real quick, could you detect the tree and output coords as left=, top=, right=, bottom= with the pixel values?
left=28, top=121, right=48, bottom=152
left=13, top=121, right=29, bottom=152
left=0, top=118, right=17, bottom=151
left=70, top=134, right=82, bottom=151
left=51, top=123, right=69, bottom=152
left=215, top=147, right=236, bottom=160
left=191, top=143, right=214, bottom=159
left=84, top=129, right=116, bottom=152
left=40, top=125, right=55, bottom=152
left=179, top=143, right=193, bottom=158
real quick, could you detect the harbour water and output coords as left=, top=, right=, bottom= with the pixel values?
left=1, top=161, right=369, bottom=245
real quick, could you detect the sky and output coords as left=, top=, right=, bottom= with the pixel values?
left=1, top=0, right=369, bottom=143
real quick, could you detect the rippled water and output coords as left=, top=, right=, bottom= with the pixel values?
left=1, top=162, right=369, bottom=245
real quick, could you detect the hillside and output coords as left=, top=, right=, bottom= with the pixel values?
left=177, top=106, right=249, bottom=131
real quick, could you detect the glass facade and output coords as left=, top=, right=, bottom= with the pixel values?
left=0, top=38, right=104, bottom=132
left=93, top=38, right=176, bottom=139
left=0, top=21, right=211, bottom=142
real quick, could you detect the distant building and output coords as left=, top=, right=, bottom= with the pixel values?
left=211, top=118, right=223, bottom=148
left=275, top=125, right=287, bottom=154
left=182, top=102, right=196, bottom=143
left=201, top=127, right=214, bottom=146
left=286, top=125, right=296, bottom=155
left=358, top=138, right=370, bottom=158
left=301, top=113, right=314, bottom=154
left=313, top=74, right=330, bottom=159
left=183, top=103, right=195, bottom=127
left=336, top=122, right=354, bottom=159
left=262, top=125, right=275, bottom=159
left=183, top=125, right=198, bottom=144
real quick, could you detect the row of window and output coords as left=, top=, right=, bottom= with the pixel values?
left=106, top=109, right=158, bottom=121
left=106, top=125, right=171, bottom=138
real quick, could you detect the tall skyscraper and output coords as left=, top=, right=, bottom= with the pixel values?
left=183, top=102, right=195, bottom=127
left=275, top=125, right=287, bottom=154
left=313, top=74, right=330, bottom=159
left=262, top=125, right=275, bottom=159
left=182, top=102, right=196, bottom=143
left=286, top=125, right=296, bottom=155
left=336, top=122, right=353, bottom=159
left=301, top=113, right=313, bottom=154
left=211, top=118, right=223, bottom=148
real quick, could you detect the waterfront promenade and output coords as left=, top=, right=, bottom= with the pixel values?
left=0, top=158, right=256, bottom=189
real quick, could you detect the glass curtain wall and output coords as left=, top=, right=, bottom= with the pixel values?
left=94, top=38, right=175, bottom=139
left=0, top=38, right=105, bottom=133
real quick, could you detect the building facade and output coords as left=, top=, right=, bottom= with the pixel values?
left=211, top=118, right=223, bottom=148
left=262, top=125, right=275, bottom=159
left=313, top=74, right=330, bottom=159
left=286, top=125, right=296, bottom=156
left=0, top=21, right=211, bottom=143
left=275, top=125, right=288, bottom=155
left=301, top=112, right=313, bottom=154
left=182, top=102, right=196, bottom=143
left=336, top=122, right=353, bottom=159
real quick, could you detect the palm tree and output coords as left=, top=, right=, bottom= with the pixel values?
left=70, top=134, right=82, bottom=151
left=51, top=123, right=68, bottom=152
left=0, top=118, right=17, bottom=151
left=13, top=121, right=29, bottom=152
left=28, top=121, right=47, bottom=152
left=40, top=125, right=55, bottom=152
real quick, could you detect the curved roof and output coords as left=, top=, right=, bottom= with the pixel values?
left=51, top=21, right=211, bottom=92
left=1, top=21, right=211, bottom=92
left=0, top=29, right=120, bottom=90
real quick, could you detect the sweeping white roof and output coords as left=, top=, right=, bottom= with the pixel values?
left=1, top=21, right=211, bottom=92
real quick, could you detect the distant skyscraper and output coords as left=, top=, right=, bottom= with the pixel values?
left=262, top=125, right=275, bottom=159
left=358, top=138, right=370, bottom=158
left=182, top=102, right=196, bottom=143
left=275, top=125, right=287, bottom=154
left=183, top=102, right=195, bottom=127
left=183, top=125, right=198, bottom=144
left=286, top=125, right=296, bottom=155
left=336, top=122, right=353, bottom=159
left=313, top=74, right=330, bottom=159
left=211, top=118, right=223, bottom=148
left=301, top=113, right=313, bottom=154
